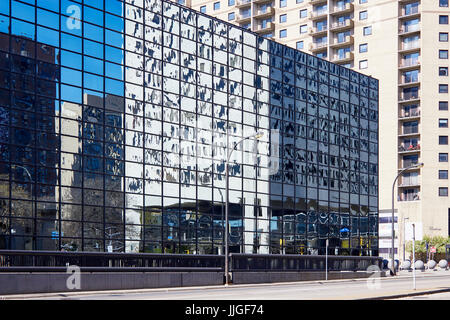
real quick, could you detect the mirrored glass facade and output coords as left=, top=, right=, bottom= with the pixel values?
left=0, top=0, right=378, bottom=256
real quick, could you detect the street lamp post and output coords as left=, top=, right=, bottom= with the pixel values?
left=403, top=217, right=409, bottom=263
left=224, top=131, right=264, bottom=286
left=391, top=162, right=424, bottom=276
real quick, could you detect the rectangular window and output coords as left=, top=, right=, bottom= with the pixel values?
left=280, top=0, right=287, bottom=7
left=228, top=0, right=235, bottom=5
left=440, top=15, right=449, bottom=24
left=440, top=67, right=449, bottom=76
left=440, top=0, right=449, bottom=7
left=300, top=24, right=307, bottom=33
left=359, top=43, right=368, bottom=53
left=439, top=136, right=449, bottom=145
left=439, top=187, right=449, bottom=197
left=440, top=153, right=449, bottom=162
left=280, top=14, right=287, bottom=23
left=200, top=5, right=206, bottom=13
left=360, top=0, right=368, bottom=3
left=359, top=60, right=368, bottom=69
left=228, top=12, right=235, bottom=20
left=296, top=0, right=304, bottom=3
left=439, top=84, right=449, bottom=93
left=214, top=2, right=220, bottom=10
left=359, top=11, right=368, bottom=20
left=440, top=101, right=449, bottom=110
left=300, top=9, right=307, bottom=18
left=440, top=170, right=449, bottom=179
left=296, top=41, right=304, bottom=50
left=440, top=50, right=449, bottom=59
left=363, top=26, right=372, bottom=36
left=440, top=32, right=449, bottom=42
left=439, top=119, right=449, bottom=128
left=279, top=29, right=287, bottom=38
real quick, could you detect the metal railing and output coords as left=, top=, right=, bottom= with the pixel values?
left=0, top=250, right=224, bottom=272
left=0, top=250, right=383, bottom=273
left=230, top=253, right=383, bottom=272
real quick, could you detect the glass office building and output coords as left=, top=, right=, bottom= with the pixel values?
left=0, top=0, right=378, bottom=256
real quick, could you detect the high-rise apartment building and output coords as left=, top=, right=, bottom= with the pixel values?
left=180, top=0, right=450, bottom=260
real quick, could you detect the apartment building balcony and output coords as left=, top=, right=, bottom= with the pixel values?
left=329, top=19, right=354, bottom=32
left=332, top=51, right=353, bottom=63
left=330, top=35, right=354, bottom=48
left=309, top=26, right=328, bottom=36
left=398, top=191, right=420, bottom=202
left=236, top=13, right=252, bottom=23
left=253, top=7, right=274, bottom=19
left=310, top=9, right=328, bottom=20
left=330, top=3, right=354, bottom=15
left=398, top=129, right=420, bottom=137
left=398, top=42, right=420, bottom=54
left=254, top=22, right=275, bottom=34
left=398, top=78, right=421, bottom=88
left=398, top=24, right=420, bottom=36
left=236, top=0, right=252, bottom=8
left=398, top=94, right=420, bottom=103
left=398, top=144, right=420, bottom=154
left=399, top=109, right=421, bottom=120
left=398, top=181, right=420, bottom=188
left=309, top=41, right=328, bottom=52
left=399, top=59, right=420, bottom=71
left=399, top=8, right=420, bottom=20
left=398, top=161, right=421, bottom=171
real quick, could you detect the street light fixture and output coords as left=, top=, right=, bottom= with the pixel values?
left=391, top=162, right=424, bottom=276
left=224, top=131, right=264, bottom=286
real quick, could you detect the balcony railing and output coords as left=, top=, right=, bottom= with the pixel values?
left=400, top=41, right=420, bottom=51
left=236, top=0, right=252, bottom=7
left=398, top=144, right=420, bottom=152
left=310, top=9, right=328, bottom=19
left=400, top=59, right=420, bottom=68
left=402, top=127, right=419, bottom=135
left=399, top=94, right=419, bottom=102
left=330, top=19, right=353, bottom=30
left=399, top=109, right=420, bottom=118
left=309, top=42, right=328, bottom=51
left=401, top=7, right=420, bottom=18
left=399, top=24, right=420, bottom=34
left=398, top=193, right=420, bottom=201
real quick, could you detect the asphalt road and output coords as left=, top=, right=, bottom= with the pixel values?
left=12, top=271, right=450, bottom=300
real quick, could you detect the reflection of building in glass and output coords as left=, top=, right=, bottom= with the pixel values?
left=0, top=0, right=378, bottom=256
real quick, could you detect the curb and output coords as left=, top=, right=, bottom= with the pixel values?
left=360, top=288, right=450, bottom=300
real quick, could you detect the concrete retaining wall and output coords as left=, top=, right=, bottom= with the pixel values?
left=231, top=271, right=386, bottom=284
left=0, top=272, right=224, bottom=295
left=0, top=271, right=386, bottom=295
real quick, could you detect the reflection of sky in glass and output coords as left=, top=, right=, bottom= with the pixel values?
left=8, top=0, right=126, bottom=99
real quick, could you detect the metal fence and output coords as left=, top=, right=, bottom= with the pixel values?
left=0, top=250, right=383, bottom=273
left=0, top=250, right=224, bottom=272
left=230, top=253, right=383, bottom=272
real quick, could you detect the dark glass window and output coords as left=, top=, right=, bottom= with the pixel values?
left=439, top=136, right=449, bottom=145
left=439, top=187, right=448, bottom=197
left=441, top=0, right=449, bottom=7
left=439, top=153, right=449, bottom=162
left=439, top=170, right=448, bottom=179
left=440, top=32, right=449, bottom=42
left=440, top=50, right=449, bottom=59
left=439, top=119, right=448, bottom=128
left=440, top=67, right=449, bottom=76
left=439, top=15, right=449, bottom=24
left=439, top=84, right=448, bottom=93
left=439, top=101, right=449, bottom=110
